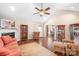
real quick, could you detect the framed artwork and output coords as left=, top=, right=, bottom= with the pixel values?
left=0, top=19, right=15, bottom=29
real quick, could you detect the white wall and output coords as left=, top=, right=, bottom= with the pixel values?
left=44, top=10, right=79, bottom=40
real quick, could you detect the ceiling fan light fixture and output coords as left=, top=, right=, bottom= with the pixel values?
left=39, top=11, right=44, bottom=16
left=33, top=3, right=50, bottom=16
left=10, top=6, right=15, bottom=11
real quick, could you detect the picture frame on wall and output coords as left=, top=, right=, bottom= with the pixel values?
left=0, top=19, right=15, bottom=29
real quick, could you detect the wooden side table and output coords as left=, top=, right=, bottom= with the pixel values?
left=33, top=32, right=40, bottom=41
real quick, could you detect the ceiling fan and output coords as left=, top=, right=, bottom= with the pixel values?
left=33, top=3, right=50, bottom=16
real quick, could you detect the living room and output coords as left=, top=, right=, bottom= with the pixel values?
left=0, top=3, right=79, bottom=56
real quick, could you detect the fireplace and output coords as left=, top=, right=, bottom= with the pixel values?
left=0, top=29, right=19, bottom=41
left=2, top=32, right=15, bottom=38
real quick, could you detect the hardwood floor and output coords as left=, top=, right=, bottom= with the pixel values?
left=18, top=37, right=48, bottom=48
left=18, top=39, right=35, bottom=45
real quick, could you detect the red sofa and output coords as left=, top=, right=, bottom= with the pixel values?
left=0, top=35, right=21, bottom=56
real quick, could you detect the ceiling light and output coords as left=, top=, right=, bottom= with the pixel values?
left=33, top=3, right=50, bottom=16
left=70, top=6, right=74, bottom=9
left=39, top=11, right=44, bottom=16
left=10, top=6, right=15, bottom=11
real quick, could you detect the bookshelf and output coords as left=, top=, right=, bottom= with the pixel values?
left=20, top=25, right=28, bottom=41
left=56, top=25, right=65, bottom=41
left=70, top=23, right=79, bottom=40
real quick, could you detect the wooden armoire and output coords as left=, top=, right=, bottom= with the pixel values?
left=57, top=25, right=65, bottom=41
left=20, top=25, right=28, bottom=41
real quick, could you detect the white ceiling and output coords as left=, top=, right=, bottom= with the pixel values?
left=0, top=3, right=79, bottom=23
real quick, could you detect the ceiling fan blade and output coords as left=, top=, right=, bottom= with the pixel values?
left=33, top=12, right=39, bottom=15
left=45, top=7, right=50, bottom=11
left=44, top=12, right=50, bottom=15
left=35, top=7, right=40, bottom=11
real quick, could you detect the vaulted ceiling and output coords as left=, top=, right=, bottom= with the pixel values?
left=0, top=3, right=79, bottom=23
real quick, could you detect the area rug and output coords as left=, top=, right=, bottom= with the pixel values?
left=19, top=42, right=56, bottom=56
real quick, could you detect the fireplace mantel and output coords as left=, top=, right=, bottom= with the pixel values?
left=0, top=29, right=19, bottom=41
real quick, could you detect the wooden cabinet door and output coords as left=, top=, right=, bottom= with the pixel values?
left=20, top=25, right=28, bottom=41
left=46, top=25, right=48, bottom=37
left=33, top=32, right=40, bottom=40
left=57, top=25, right=65, bottom=41
left=70, top=23, right=79, bottom=40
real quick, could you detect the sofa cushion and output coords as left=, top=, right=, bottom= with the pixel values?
left=66, top=43, right=77, bottom=49
left=5, top=41, right=18, bottom=50
left=0, top=47, right=21, bottom=56
left=0, top=47, right=12, bottom=56
left=0, top=37, right=4, bottom=47
left=1, top=35, right=15, bottom=45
